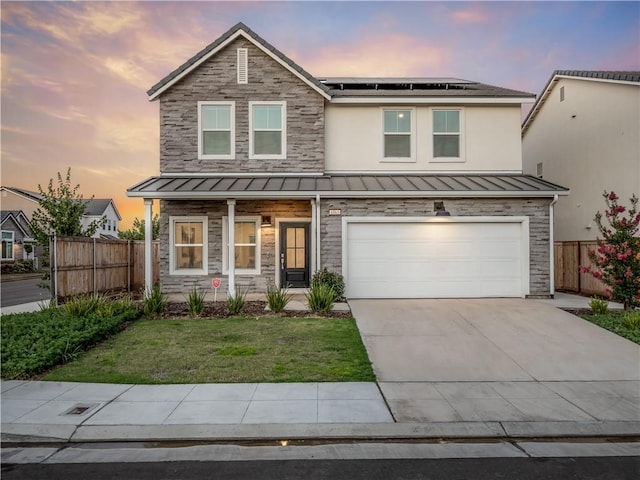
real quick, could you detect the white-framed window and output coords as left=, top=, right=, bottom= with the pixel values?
left=1, top=231, right=14, bottom=261
left=249, top=101, right=286, bottom=159
left=222, top=216, right=261, bottom=275
left=169, top=216, right=208, bottom=275
left=432, top=108, right=464, bottom=161
left=382, top=108, right=415, bottom=161
left=198, top=101, right=235, bottom=159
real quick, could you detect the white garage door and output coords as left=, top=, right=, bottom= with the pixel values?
left=345, top=219, right=528, bottom=298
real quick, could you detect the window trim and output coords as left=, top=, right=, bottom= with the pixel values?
left=197, top=101, right=235, bottom=160
left=169, top=216, right=208, bottom=276
left=430, top=107, right=466, bottom=163
left=381, top=107, right=416, bottom=163
left=1, top=230, right=14, bottom=261
left=222, top=215, right=261, bottom=275
left=249, top=101, right=286, bottom=160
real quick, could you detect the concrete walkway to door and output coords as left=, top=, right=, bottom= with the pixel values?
left=349, top=299, right=640, bottom=425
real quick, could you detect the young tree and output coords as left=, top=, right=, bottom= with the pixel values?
left=580, top=191, right=640, bottom=310
left=30, top=168, right=103, bottom=245
left=119, top=214, right=160, bottom=240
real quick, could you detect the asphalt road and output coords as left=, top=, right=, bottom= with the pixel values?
left=0, top=277, right=50, bottom=307
left=2, top=457, right=638, bottom=480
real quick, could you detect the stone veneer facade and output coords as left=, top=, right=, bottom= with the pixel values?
left=159, top=196, right=551, bottom=298
left=159, top=37, right=325, bottom=174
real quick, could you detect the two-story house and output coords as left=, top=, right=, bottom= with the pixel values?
left=522, top=70, right=640, bottom=242
left=128, top=23, right=568, bottom=299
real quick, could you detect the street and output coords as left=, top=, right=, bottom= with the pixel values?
left=0, top=277, right=50, bottom=307
left=2, top=457, right=638, bottom=480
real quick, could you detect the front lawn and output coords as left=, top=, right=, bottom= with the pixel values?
left=43, top=316, right=375, bottom=384
left=579, top=311, right=640, bottom=344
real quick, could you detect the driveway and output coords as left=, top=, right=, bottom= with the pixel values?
left=349, top=298, right=640, bottom=383
left=349, top=299, right=640, bottom=423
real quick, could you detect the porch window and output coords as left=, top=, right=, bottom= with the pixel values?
left=198, top=101, right=235, bottom=159
left=249, top=101, right=286, bottom=159
left=169, top=216, right=208, bottom=275
left=223, top=216, right=261, bottom=275
left=1, top=231, right=14, bottom=261
left=383, top=109, right=414, bottom=160
left=433, top=109, right=462, bottom=159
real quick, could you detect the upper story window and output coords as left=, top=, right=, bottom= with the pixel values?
left=1, top=231, right=14, bottom=261
left=222, top=216, right=261, bottom=275
left=383, top=109, right=415, bottom=161
left=249, top=101, right=286, bottom=159
left=433, top=109, right=463, bottom=160
left=169, top=216, right=208, bottom=275
left=198, top=101, right=235, bottom=160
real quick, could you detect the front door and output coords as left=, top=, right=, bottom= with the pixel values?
left=280, top=222, right=310, bottom=288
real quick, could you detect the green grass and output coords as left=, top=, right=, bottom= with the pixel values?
left=579, top=311, right=640, bottom=344
left=43, top=317, right=375, bottom=384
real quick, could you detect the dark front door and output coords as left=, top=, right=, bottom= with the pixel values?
left=280, top=222, right=310, bottom=288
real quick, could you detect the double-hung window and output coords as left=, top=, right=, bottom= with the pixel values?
left=433, top=109, right=462, bottom=159
left=249, top=101, right=286, bottom=159
left=198, top=101, right=235, bottom=159
left=383, top=109, right=414, bottom=161
left=223, top=216, right=261, bottom=275
left=1, top=231, right=14, bottom=261
left=169, top=216, right=208, bottom=275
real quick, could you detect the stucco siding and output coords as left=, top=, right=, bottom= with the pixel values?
left=159, top=37, right=325, bottom=174
left=325, top=104, right=523, bottom=172
left=523, top=78, right=640, bottom=241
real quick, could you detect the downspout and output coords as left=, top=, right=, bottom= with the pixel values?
left=315, top=194, right=321, bottom=272
left=549, top=194, right=559, bottom=297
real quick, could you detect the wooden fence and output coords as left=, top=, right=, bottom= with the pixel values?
left=50, top=236, right=159, bottom=300
left=554, top=241, right=607, bottom=297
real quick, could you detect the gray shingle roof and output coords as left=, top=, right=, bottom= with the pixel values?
left=128, top=174, right=567, bottom=199
left=1, top=186, right=42, bottom=201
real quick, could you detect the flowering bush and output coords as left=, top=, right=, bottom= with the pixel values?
left=580, top=191, right=639, bottom=310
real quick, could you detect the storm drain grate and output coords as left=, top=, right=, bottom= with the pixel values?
left=62, top=403, right=99, bottom=416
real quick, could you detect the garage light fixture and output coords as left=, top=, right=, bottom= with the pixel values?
left=434, top=201, right=450, bottom=216
left=261, top=215, right=272, bottom=227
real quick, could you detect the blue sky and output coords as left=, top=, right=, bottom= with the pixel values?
left=2, top=1, right=638, bottom=226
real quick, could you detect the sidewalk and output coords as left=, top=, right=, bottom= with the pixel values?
left=2, top=380, right=638, bottom=445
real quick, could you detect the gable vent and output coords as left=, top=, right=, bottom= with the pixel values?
left=237, top=48, right=248, bottom=84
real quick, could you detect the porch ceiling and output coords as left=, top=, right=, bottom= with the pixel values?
left=126, top=174, right=569, bottom=199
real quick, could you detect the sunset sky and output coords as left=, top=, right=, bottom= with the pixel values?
left=2, top=1, right=638, bottom=229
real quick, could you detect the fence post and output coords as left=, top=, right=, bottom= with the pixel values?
left=127, top=240, right=131, bottom=294
left=51, top=234, right=58, bottom=306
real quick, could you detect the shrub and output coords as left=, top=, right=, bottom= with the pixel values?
left=227, top=289, right=246, bottom=315
left=623, top=311, right=640, bottom=330
left=11, top=260, right=35, bottom=273
left=311, top=268, right=345, bottom=301
left=266, top=284, right=291, bottom=313
left=306, top=283, right=335, bottom=315
left=580, top=192, right=639, bottom=310
left=62, top=294, right=105, bottom=317
left=589, top=297, right=609, bottom=315
left=143, top=285, right=167, bottom=317
left=186, top=287, right=206, bottom=317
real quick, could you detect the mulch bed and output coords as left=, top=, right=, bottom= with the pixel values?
left=160, top=301, right=352, bottom=319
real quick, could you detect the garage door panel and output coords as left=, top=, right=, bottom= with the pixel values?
left=346, top=221, right=526, bottom=298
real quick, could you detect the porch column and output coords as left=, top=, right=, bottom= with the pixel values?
left=227, top=200, right=236, bottom=296
left=310, top=198, right=317, bottom=275
left=144, top=198, right=153, bottom=294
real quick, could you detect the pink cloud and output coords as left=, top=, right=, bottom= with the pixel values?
left=451, top=6, right=490, bottom=24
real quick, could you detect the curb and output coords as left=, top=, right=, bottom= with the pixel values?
left=2, top=421, right=639, bottom=445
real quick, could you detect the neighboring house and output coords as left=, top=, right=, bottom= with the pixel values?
left=0, top=186, right=121, bottom=240
left=522, top=70, right=640, bottom=242
left=1, top=210, right=36, bottom=262
left=82, top=199, right=122, bottom=239
left=128, top=23, right=568, bottom=299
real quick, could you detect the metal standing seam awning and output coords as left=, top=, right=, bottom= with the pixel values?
left=127, top=174, right=569, bottom=199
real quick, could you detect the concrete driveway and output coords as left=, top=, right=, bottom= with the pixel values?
left=349, top=299, right=640, bottom=424
left=349, top=298, right=640, bottom=382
